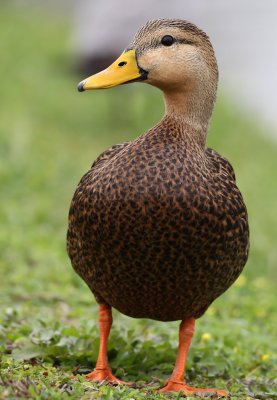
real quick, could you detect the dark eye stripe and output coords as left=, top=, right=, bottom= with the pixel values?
left=160, top=35, right=194, bottom=47
left=179, top=38, right=194, bottom=46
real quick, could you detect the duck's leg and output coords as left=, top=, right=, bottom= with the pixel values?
left=159, top=319, right=227, bottom=397
left=86, top=304, right=130, bottom=385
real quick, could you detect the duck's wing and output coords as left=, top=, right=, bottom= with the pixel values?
left=205, top=147, right=236, bottom=181
left=67, top=140, right=130, bottom=284
left=91, top=142, right=130, bottom=171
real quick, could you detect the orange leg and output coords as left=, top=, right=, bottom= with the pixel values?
left=159, top=319, right=227, bottom=397
left=86, top=304, right=130, bottom=385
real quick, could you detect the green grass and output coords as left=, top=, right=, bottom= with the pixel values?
left=0, top=4, right=276, bottom=400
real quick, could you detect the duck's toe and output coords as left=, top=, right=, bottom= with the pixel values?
left=85, top=367, right=132, bottom=386
left=158, top=380, right=228, bottom=397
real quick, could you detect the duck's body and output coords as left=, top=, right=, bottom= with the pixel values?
left=67, top=19, right=249, bottom=395
left=68, top=117, right=248, bottom=322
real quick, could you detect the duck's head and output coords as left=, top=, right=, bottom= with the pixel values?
left=78, top=19, right=218, bottom=132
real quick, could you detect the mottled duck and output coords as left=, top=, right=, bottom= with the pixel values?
left=67, top=19, right=249, bottom=396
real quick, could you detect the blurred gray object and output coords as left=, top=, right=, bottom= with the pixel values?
left=72, top=0, right=277, bottom=133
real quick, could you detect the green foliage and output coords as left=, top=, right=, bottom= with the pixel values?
left=0, top=4, right=276, bottom=400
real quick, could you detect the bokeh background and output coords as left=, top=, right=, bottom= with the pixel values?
left=1, top=1, right=276, bottom=399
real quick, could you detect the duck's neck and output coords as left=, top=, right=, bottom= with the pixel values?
left=163, top=83, right=216, bottom=147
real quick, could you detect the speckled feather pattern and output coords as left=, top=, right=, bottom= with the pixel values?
left=67, top=116, right=249, bottom=322
left=132, top=19, right=212, bottom=48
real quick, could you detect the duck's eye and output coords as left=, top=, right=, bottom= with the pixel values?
left=161, top=35, right=174, bottom=46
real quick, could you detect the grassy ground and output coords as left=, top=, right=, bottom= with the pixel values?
left=0, top=4, right=276, bottom=400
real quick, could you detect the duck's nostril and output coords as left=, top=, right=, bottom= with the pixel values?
left=118, top=61, right=127, bottom=67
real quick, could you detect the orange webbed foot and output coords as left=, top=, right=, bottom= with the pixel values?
left=159, top=380, right=228, bottom=397
left=85, top=368, right=132, bottom=385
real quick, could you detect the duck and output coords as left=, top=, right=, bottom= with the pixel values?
left=67, top=19, right=249, bottom=396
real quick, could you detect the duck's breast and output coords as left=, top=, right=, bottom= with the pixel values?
left=67, top=139, right=249, bottom=321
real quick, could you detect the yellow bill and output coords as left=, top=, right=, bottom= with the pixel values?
left=78, top=49, right=145, bottom=91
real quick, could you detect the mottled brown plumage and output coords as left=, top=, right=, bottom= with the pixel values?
left=68, top=116, right=248, bottom=321
left=67, top=19, right=249, bottom=394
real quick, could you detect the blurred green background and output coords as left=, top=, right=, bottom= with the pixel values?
left=0, top=3, right=276, bottom=400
